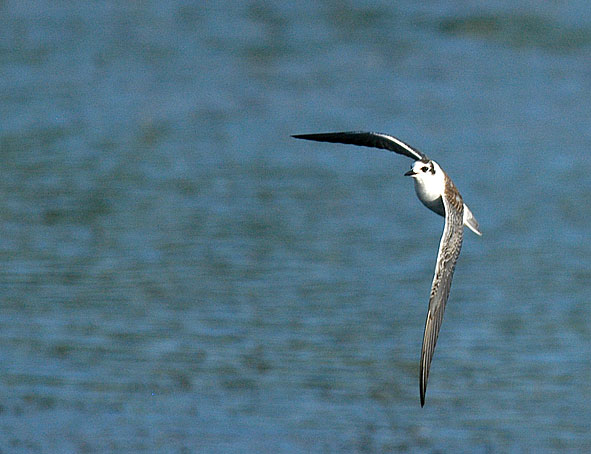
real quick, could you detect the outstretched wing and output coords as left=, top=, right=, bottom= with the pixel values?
left=292, top=131, right=427, bottom=161
left=419, top=180, right=464, bottom=407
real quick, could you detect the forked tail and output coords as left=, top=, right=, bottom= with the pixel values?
left=463, top=204, right=482, bottom=236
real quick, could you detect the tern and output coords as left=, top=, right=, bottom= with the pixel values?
left=292, top=131, right=481, bottom=406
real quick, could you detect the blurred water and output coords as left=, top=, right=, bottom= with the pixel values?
left=1, top=1, right=590, bottom=453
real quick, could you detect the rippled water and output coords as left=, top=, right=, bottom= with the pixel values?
left=1, top=1, right=590, bottom=453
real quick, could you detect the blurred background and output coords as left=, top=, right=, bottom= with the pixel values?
left=1, top=1, right=590, bottom=453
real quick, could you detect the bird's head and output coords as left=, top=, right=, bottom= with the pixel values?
left=404, top=159, right=446, bottom=190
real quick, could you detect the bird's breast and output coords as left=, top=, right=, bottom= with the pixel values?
left=414, top=180, right=445, bottom=216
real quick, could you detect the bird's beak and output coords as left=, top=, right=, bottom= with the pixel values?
left=404, top=169, right=416, bottom=177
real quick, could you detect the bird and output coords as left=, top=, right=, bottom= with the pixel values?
left=292, top=131, right=481, bottom=407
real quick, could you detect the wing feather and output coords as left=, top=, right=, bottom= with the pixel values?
left=419, top=181, right=464, bottom=407
left=292, top=131, right=427, bottom=161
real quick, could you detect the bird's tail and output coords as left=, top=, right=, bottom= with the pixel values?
left=463, top=204, right=482, bottom=236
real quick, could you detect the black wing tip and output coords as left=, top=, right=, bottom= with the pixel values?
left=291, top=132, right=360, bottom=138
left=291, top=133, right=331, bottom=141
left=290, top=132, right=369, bottom=144
left=420, top=380, right=426, bottom=407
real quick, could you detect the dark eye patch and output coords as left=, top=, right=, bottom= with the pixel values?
left=421, top=166, right=429, bottom=172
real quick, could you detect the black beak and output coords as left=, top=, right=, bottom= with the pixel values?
left=404, top=169, right=416, bottom=176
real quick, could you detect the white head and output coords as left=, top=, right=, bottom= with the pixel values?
left=404, top=159, right=446, bottom=201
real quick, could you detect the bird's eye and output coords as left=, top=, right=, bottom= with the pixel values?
left=421, top=166, right=429, bottom=172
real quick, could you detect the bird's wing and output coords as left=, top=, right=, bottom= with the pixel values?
left=419, top=179, right=464, bottom=407
left=292, top=131, right=427, bottom=161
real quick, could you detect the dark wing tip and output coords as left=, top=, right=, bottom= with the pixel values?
left=291, top=132, right=353, bottom=141
left=420, top=363, right=427, bottom=407
left=291, top=133, right=341, bottom=139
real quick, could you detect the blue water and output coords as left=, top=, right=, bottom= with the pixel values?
left=1, top=1, right=590, bottom=453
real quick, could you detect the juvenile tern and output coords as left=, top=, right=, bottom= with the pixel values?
left=292, top=131, right=481, bottom=406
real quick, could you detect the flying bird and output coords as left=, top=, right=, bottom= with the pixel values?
left=292, top=131, right=481, bottom=407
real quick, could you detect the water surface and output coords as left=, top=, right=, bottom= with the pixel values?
left=0, top=1, right=590, bottom=453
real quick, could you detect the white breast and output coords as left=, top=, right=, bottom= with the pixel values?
left=414, top=177, right=443, bottom=205
left=414, top=179, right=445, bottom=215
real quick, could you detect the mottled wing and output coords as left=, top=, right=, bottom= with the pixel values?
left=292, top=131, right=427, bottom=161
left=419, top=180, right=464, bottom=407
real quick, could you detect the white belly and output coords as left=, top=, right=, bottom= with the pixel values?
left=414, top=179, right=445, bottom=216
